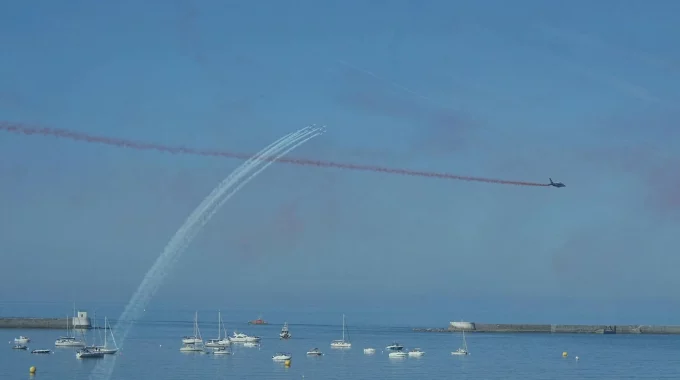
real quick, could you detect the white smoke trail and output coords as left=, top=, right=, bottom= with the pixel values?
left=90, top=125, right=324, bottom=380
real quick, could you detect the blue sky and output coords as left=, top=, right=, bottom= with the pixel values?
left=1, top=0, right=679, bottom=325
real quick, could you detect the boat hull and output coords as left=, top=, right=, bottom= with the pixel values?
left=76, top=350, right=105, bottom=359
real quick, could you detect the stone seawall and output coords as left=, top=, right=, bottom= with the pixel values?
left=413, top=323, right=680, bottom=335
left=0, top=318, right=79, bottom=329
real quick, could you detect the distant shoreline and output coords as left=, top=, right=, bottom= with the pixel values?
left=413, top=322, right=680, bottom=335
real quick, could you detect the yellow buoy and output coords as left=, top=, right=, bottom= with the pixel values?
left=562, top=351, right=568, bottom=357
left=29, top=366, right=37, bottom=374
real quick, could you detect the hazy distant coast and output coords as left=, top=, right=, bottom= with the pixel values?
left=413, top=322, right=680, bottom=335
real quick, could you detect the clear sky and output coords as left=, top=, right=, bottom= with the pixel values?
left=1, top=0, right=679, bottom=326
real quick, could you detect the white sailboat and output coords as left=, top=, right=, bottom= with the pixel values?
left=90, top=317, right=118, bottom=354
left=330, top=314, right=351, bottom=348
left=451, top=329, right=469, bottom=356
left=180, top=312, right=204, bottom=352
left=55, top=315, right=85, bottom=347
left=205, top=311, right=231, bottom=348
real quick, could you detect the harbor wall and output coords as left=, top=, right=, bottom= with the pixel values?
left=0, top=317, right=78, bottom=329
left=413, top=322, right=680, bottom=335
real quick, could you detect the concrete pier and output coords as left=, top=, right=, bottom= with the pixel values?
left=0, top=317, right=83, bottom=329
left=413, top=322, right=680, bottom=335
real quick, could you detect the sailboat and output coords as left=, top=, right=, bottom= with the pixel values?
left=279, top=322, right=291, bottom=339
left=55, top=314, right=85, bottom=347
left=451, top=329, right=469, bottom=356
left=205, top=311, right=231, bottom=348
left=180, top=312, right=205, bottom=352
left=330, top=314, right=351, bottom=348
left=89, top=317, right=118, bottom=354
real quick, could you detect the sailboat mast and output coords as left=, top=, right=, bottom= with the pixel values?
left=342, top=314, right=345, bottom=341
left=218, top=311, right=221, bottom=340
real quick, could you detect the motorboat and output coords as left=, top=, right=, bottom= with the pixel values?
left=230, top=332, right=261, bottom=343
left=330, top=314, right=351, bottom=348
left=14, top=336, right=30, bottom=344
left=363, top=348, right=376, bottom=354
left=279, top=322, right=291, bottom=339
left=248, top=314, right=268, bottom=325
left=272, top=352, right=292, bottom=361
left=12, top=344, right=28, bottom=350
left=386, top=342, right=404, bottom=351
left=408, top=348, right=425, bottom=357
left=306, top=348, right=323, bottom=356
left=212, top=346, right=231, bottom=355
left=31, top=349, right=52, bottom=354
left=388, top=351, right=407, bottom=358
left=76, top=348, right=105, bottom=359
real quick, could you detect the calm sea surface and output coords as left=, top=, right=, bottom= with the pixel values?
left=2, top=320, right=679, bottom=379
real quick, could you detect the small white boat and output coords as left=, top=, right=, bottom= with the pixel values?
left=180, top=343, right=204, bottom=352
left=386, top=342, right=404, bottom=351
left=205, top=338, right=229, bottom=348
left=306, top=348, right=323, bottom=356
left=55, top=315, right=86, bottom=347
left=243, top=342, right=259, bottom=348
left=181, top=312, right=205, bottom=348
left=182, top=336, right=202, bottom=344
left=364, top=348, right=376, bottom=354
left=330, top=314, right=352, bottom=348
left=280, top=322, right=292, bottom=339
left=408, top=348, right=425, bottom=357
left=205, top=311, right=231, bottom=347
left=14, top=336, right=30, bottom=344
left=212, top=347, right=231, bottom=355
left=451, top=329, right=470, bottom=356
left=388, top=351, right=407, bottom=358
left=272, top=352, right=292, bottom=361
left=76, top=348, right=105, bottom=359
left=55, top=337, right=86, bottom=347
left=230, top=332, right=261, bottom=343
left=12, top=344, right=28, bottom=350
left=31, top=349, right=52, bottom=354
left=87, top=317, right=119, bottom=354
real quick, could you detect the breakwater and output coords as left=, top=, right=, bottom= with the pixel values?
left=0, top=317, right=86, bottom=329
left=414, top=323, right=680, bottom=335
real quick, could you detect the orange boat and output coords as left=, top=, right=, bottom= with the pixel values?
left=248, top=315, right=268, bottom=325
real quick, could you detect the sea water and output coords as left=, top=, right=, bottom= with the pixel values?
left=2, top=310, right=677, bottom=379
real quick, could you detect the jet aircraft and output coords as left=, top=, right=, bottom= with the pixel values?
left=549, top=178, right=565, bottom=188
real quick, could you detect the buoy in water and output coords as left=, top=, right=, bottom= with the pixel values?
left=562, top=351, right=568, bottom=357
left=29, top=366, right=36, bottom=374
left=575, top=356, right=579, bottom=360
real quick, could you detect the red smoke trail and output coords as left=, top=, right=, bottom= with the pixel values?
left=0, top=121, right=550, bottom=187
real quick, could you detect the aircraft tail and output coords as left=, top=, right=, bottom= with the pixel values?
left=549, top=178, right=554, bottom=184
